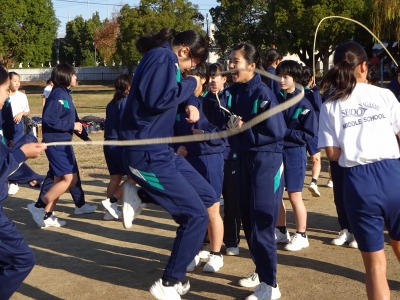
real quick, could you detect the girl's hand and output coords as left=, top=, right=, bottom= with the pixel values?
left=185, top=105, right=200, bottom=123
left=13, top=112, right=23, bottom=124
left=20, top=143, right=47, bottom=158
left=74, top=122, right=83, bottom=134
left=176, top=145, right=188, bottom=157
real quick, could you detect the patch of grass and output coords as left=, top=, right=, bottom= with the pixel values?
left=22, top=82, right=114, bottom=116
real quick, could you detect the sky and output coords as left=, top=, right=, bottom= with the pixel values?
left=54, top=0, right=218, bottom=35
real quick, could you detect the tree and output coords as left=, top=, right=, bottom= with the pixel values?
left=0, top=0, right=59, bottom=68
left=94, top=18, right=120, bottom=66
left=63, top=13, right=102, bottom=67
left=116, top=0, right=205, bottom=73
left=210, top=0, right=367, bottom=74
left=210, top=0, right=272, bottom=57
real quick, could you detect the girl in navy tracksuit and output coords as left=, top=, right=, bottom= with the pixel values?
left=275, top=60, right=317, bottom=252
left=174, top=63, right=225, bottom=273
left=262, top=48, right=283, bottom=97
left=302, top=66, right=323, bottom=197
left=101, top=74, right=132, bottom=220
left=27, top=64, right=83, bottom=228
left=0, top=65, right=46, bottom=299
left=203, top=42, right=286, bottom=300
left=119, top=28, right=216, bottom=299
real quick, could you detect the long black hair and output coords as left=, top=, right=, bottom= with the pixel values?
left=263, top=48, right=283, bottom=70
left=136, top=28, right=209, bottom=63
left=112, top=74, right=132, bottom=104
left=321, top=41, right=367, bottom=101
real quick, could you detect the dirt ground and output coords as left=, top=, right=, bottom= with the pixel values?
left=5, top=160, right=400, bottom=300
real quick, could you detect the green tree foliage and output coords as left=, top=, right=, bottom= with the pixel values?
left=210, top=0, right=376, bottom=73
left=62, top=13, right=102, bottom=67
left=210, top=0, right=272, bottom=57
left=116, top=0, right=205, bottom=73
left=0, top=0, right=59, bottom=68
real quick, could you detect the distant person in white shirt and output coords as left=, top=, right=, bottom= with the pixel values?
left=42, top=79, right=53, bottom=107
left=8, top=72, right=30, bottom=144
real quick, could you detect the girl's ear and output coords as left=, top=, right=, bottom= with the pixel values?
left=178, top=45, right=190, bottom=60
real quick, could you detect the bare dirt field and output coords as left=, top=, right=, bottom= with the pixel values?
left=5, top=153, right=400, bottom=300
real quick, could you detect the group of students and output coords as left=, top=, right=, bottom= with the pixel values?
left=1, top=27, right=400, bottom=300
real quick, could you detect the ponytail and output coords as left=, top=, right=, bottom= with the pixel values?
left=136, top=28, right=178, bottom=54
left=321, top=41, right=367, bottom=101
left=136, top=28, right=209, bottom=63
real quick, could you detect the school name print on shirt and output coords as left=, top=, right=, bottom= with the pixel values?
left=341, top=103, right=386, bottom=129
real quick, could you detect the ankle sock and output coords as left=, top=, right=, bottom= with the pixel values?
left=296, top=231, right=307, bottom=238
left=109, top=196, right=118, bottom=203
left=44, top=211, right=53, bottom=220
left=277, top=226, right=287, bottom=234
left=210, top=251, right=221, bottom=257
left=35, top=199, right=46, bottom=209
left=311, top=178, right=317, bottom=184
left=162, top=277, right=179, bottom=286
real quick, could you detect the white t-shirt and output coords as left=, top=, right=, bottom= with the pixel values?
left=9, top=90, right=30, bottom=118
left=318, top=83, right=400, bottom=167
left=42, top=85, right=53, bottom=99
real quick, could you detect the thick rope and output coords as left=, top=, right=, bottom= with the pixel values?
left=46, top=68, right=304, bottom=147
left=313, top=16, right=398, bottom=84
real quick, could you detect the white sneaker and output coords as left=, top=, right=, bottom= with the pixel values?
left=27, top=203, right=45, bottom=227
left=74, top=203, right=97, bottom=215
left=272, top=284, right=281, bottom=300
left=245, top=282, right=272, bottom=300
left=8, top=183, right=19, bottom=195
left=43, top=215, right=66, bottom=228
left=284, top=233, right=309, bottom=251
left=308, top=182, right=321, bottom=197
left=203, top=254, right=223, bottom=272
left=226, top=246, right=239, bottom=256
left=326, top=180, right=334, bottom=188
left=101, top=198, right=120, bottom=219
left=149, top=278, right=181, bottom=300
left=175, top=281, right=190, bottom=296
left=198, top=243, right=211, bottom=260
left=331, top=229, right=353, bottom=246
left=348, top=239, right=358, bottom=249
left=122, top=184, right=143, bottom=229
left=275, top=228, right=290, bottom=244
left=103, top=210, right=121, bottom=220
left=238, top=272, right=260, bottom=288
left=186, top=255, right=201, bottom=272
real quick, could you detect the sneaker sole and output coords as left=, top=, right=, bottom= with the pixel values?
left=307, top=186, right=321, bottom=197
left=122, top=185, right=142, bottom=229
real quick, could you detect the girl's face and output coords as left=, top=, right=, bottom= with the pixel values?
left=279, top=74, right=296, bottom=93
left=9, top=74, right=20, bottom=93
left=69, top=74, right=77, bottom=88
left=208, top=74, right=227, bottom=93
left=194, top=76, right=207, bottom=97
left=229, top=50, right=255, bottom=83
left=0, top=78, right=10, bottom=109
left=177, top=46, right=200, bottom=73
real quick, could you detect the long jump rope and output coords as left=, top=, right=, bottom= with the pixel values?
left=45, top=16, right=397, bottom=149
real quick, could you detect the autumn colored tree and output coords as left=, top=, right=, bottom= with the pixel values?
left=94, top=18, right=120, bottom=66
